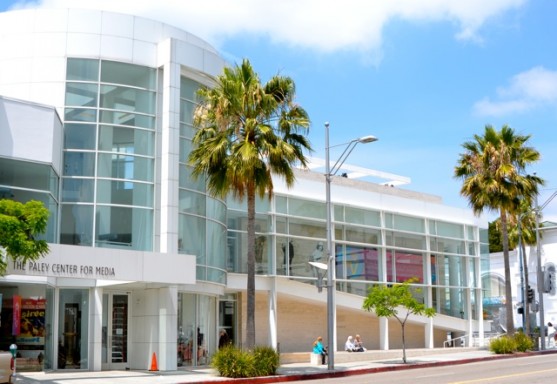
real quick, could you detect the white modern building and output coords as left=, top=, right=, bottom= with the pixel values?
left=0, top=7, right=488, bottom=373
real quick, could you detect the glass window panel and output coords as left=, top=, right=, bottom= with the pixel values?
left=65, top=107, right=97, bottom=122
left=336, top=245, right=380, bottom=282
left=288, top=217, right=326, bottom=239
left=180, top=100, right=195, bottom=125
left=63, top=152, right=95, bottom=176
left=384, top=213, right=394, bottom=229
left=207, top=197, right=226, bottom=224
left=178, top=214, right=206, bottom=261
left=98, top=125, right=154, bottom=157
left=335, top=226, right=344, bottom=240
left=344, top=206, right=381, bottom=226
left=436, top=221, right=464, bottom=239
left=100, top=85, right=156, bottom=115
left=60, top=204, right=93, bottom=245
left=226, top=210, right=268, bottom=232
left=99, top=110, right=155, bottom=129
left=276, top=216, right=287, bottom=234
left=435, top=238, right=466, bottom=255
left=65, top=82, right=98, bottom=107
left=254, top=234, right=269, bottom=275
left=64, top=123, right=97, bottom=150
left=386, top=250, right=424, bottom=283
left=393, top=214, right=424, bottom=233
left=429, top=220, right=436, bottom=235
left=255, top=196, right=270, bottom=213
left=179, top=138, right=192, bottom=162
left=97, top=179, right=153, bottom=207
left=180, top=77, right=200, bottom=101
left=334, top=205, right=343, bottom=222
left=468, top=243, right=476, bottom=256
left=288, top=198, right=325, bottom=220
left=275, top=196, right=287, bottom=214
left=67, top=58, right=99, bottom=81
left=101, top=61, right=156, bottom=89
left=395, top=232, right=426, bottom=250
left=0, top=158, right=53, bottom=192
left=344, top=225, right=380, bottom=244
left=62, top=178, right=94, bottom=202
left=207, top=221, right=227, bottom=271
left=97, top=153, right=154, bottom=182
left=467, top=226, right=476, bottom=241
left=180, top=123, right=196, bottom=139
left=96, top=205, right=153, bottom=250
left=469, top=257, right=476, bottom=287
left=179, top=190, right=206, bottom=216
left=179, top=164, right=205, bottom=192
left=276, top=236, right=294, bottom=276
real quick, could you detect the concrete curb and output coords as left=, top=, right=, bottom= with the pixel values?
left=188, top=349, right=557, bottom=384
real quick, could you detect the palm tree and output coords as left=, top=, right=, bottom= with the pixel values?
left=496, top=200, right=539, bottom=334
left=188, top=59, right=312, bottom=349
left=455, top=125, right=543, bottom=335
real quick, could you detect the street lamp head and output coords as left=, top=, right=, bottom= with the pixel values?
left=358, top=135, right=378, bottom=144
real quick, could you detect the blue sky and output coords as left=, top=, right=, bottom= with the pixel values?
left=4, top=0, right=557, bottom=221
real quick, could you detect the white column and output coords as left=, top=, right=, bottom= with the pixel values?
left=158, top=286, right=178, bottom=371
left=379, top=317, right=389, bottom=350
left=268, top=279, right=278, bottom=350
left=425, top=318, right=434, bottom=348
left=89, top=287, right=103, bottom=371
left=157, top=38, right=181, bottom=254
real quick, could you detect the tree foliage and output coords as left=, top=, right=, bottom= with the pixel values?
left=362, top=278, right=435, bottom=363
left=454, top=124, right=543, bottom=335
left=188, top=59, right=311, bottom=348
left=0, top=199, right=50, bottom=275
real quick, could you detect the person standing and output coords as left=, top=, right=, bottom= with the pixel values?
left=312, top=336, right=327, bottom=365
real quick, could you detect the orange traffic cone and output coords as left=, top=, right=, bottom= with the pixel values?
left=149, top=352, right=158, bottom=371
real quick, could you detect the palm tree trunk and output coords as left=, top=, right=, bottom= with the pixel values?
left=245, top=187, right=256, bottom=349
left=501, top=210, right=515, bottom=335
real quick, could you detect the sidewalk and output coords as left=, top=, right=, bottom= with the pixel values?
left=10, top=348, right=557, bottom=384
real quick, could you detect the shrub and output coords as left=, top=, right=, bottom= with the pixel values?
left=513, top=332, right=534, bottom=352
left=489, top=335, right=517, bottom=354
left=252, top=346, right=280, bottom=376
left=211, top=345, right=280, bottom=378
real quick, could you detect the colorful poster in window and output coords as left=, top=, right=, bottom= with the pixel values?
left=16, top=298, right=46, bottom=345
left=12, top=295, right=21, bottom=336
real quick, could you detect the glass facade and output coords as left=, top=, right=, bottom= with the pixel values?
left=227, top=194, right=485, bottom=318
left=62, top=59, right=156, bottom=251
left=0, top=157, right=59, bottom=243
left=178, top=76, right=227, bottom=284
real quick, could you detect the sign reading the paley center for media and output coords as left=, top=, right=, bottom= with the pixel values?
left=11, top=260, right=116, bottom=277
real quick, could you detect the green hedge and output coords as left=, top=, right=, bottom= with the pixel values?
left=211, top=345, right=280, bottom=378
left=489, top=332, right=534, bottom=354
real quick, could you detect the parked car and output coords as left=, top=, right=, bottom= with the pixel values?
left=0, top=351, right=12, bottom=384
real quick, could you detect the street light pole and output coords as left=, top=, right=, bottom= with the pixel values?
left=324, top=122, right=377, bottom=371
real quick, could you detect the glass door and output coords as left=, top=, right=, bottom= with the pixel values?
left=102, top=292, right=129, bottom=370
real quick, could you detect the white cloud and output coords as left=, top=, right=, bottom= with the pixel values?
left=473, top=67, right=557, bottom=116
left=10, top=0, right=525, bottom=57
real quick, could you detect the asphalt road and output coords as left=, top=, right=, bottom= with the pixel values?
left=289, top=354, right=557, bottom=384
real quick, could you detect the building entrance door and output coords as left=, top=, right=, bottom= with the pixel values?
left=102, top=292, right=129, bottom=370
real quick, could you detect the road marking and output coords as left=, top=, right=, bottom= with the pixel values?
left=450, top=367, right=557, bottom=383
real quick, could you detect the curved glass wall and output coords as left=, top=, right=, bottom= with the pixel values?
left=61, top=59, right=156, bottom=251
left=179, top=76, right=227, bottom=284
left=227, top=194, right=485, bottom=319
left=0, top=157, right=59, bottom=243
